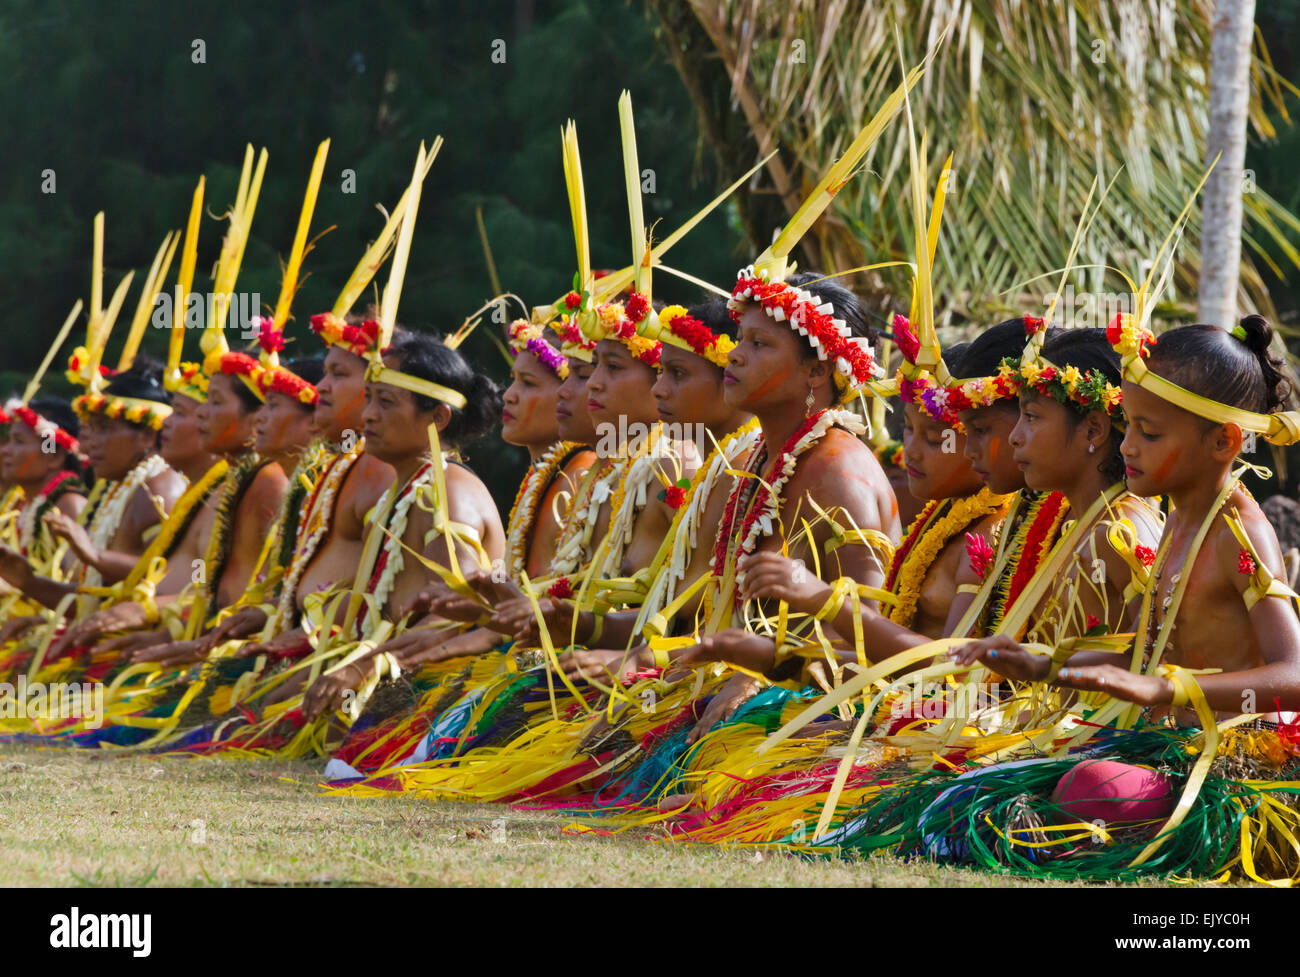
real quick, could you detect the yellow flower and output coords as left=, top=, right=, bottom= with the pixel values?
left=1061, top=365, right=1082, bottom=392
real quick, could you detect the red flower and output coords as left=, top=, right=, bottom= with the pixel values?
left=1134, top=545, right=1155, bottom=567
left=664, top=485, right=686, bottom=509
left=1038, top=366, right=1057, bottom=382
left=1238, top=548, right=1256, bottom=575
left=1024, top=315, right=1045, bottom=335
left=965, top=532, right=994, bottom=580
left=624, top=290, right=650, bottom=324
left=547, top=577, right=574, bottom=600
left=892, top=313, right=920, bottom=364
left=1106, top=313, right=1123, bottom=346
left=564, top=291, right=582, bottom=310
left=1086, top=614, right=1101, bottom=631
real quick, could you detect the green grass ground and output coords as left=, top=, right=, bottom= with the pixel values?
left=0, top=743, right=1166, bottom=887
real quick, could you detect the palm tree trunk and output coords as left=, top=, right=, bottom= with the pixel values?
left=1198, top=0, right=1256, bottom=328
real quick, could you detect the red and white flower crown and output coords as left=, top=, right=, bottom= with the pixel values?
left=3, top=399, right=79, bottom=452
left=727, top=267, right=879, bottom=400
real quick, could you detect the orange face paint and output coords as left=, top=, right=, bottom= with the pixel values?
left=1153, top=447, right=1181, bottom=486
left=745, top=365, right=792, bottom=405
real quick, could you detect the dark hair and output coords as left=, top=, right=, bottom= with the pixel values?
left=953, top=318, right=1056, bottom=378
left=104, top=356, right=170, bottom=406
left=29, top=396, right=85, bottom=475
left=689, top=298, right=736, bottom=342
left=1145, top=316, right=1293, bottom=416
left=1039, top=328, right=1125, bottom=482
left=785, top=272, right=875, bottom=348
left=388, top=333, right=502, bottom=447
left=944, top=341, right=971, bottom=366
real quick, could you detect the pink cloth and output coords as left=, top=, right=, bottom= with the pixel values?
left=1049, top=758, right=1175, bottom=825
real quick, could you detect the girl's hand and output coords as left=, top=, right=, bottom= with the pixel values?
left=0, top=545, right=35, bottom=591
left=556, top=647, right=648, bottom=684
left=948, top=635, right=1049, bottom=682
left=1055, top=664, right=1174, bottom=706
left=0, top=614, right=44, bottom=646
left=737, top=552, right=833, bottom=614
left=675, top=629, right=778, bottom=673
left=208, top=607, right=268, bottom=645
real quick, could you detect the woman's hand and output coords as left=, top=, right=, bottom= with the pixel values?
left=948, top=634, right=1049, bottom=683
left=237, top=629, right=308, bottom=659
left=0, top=614, right=44, bottom=646
left=47, top=602, right=151, bottom=660
left=42, top=509, right=96, bottom=566
left=130, top=639, right=207, bottom=667
left=675, top=628, right=778, bottom=673
left=1054, top=664, right=1174, bottom=707
left=207, top=606, right=268, bottom=645
left=302, top=660, right=371, bottom=721
left=737, top=552, right=833, bottom=614
left=0, top=545, right=35, bottom=592
left=685, top=672, right=761, bottom=745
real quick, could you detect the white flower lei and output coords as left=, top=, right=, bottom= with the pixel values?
left=504, top=440, right=581, bottom=580
left=81, top=453, right=169, bottom=591
left=591, top=424, right=668, bottom=580
left=636, top=419, right=762, bottom=630
left=365, top=457, right=441, bottom=634
left=729, top=408, right=865, bottom=586
left=268, top=442, right=363, bottom=634
left=548, top=456, right=628, bottom=578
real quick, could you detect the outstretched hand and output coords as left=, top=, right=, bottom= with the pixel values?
left=737, top=552, right=832, bottom=614
left=947, top=634, right=1049, bottom=683
left=675, top=628, right=778, bottom=673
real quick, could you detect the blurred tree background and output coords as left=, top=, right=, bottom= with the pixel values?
left=4, top=0, right=1300, bottom=504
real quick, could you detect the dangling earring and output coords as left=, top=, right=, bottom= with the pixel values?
left=804, top=385, right=816, bottom=417
left=1088, top=442, right=1096, bottom=454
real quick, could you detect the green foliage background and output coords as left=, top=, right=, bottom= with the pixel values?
left=0, top=0, right=746, bottom=506
left=4, top=0, right=1300, bottom=501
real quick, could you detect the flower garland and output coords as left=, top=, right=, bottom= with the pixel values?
left=1005, top=357, right=1123, bottom=418
left=80, top=454, right=169, bottom=590
left=986, top=490, right=1071, bottom=634
left=273, top=440, right=333, bottom=572
left=364, top=460, right=438, bottom=632
left=18, top=469, right=82, bottom=559
left=197, top=455, right=271, bottom=610
left=310, top=313, right=382, bottom=358
left=173, top=362, right=209, bottom=402
left=549, top=457, right=629, bottom=578
left=711, top=408, right=865, bottom=587
left=639, top=419, right=763, bottom=625
left=582, top=299, right=662, bottom=367
left=883, top=486, right=1011, bottom=628
left=504, top=441, right=586, bottom=580
left=655, top=305, right=736, bottom=368
left=727, top=268, right=878, bottom=398
left=4, top=400, right=79, bottom=453
left=507, top=320, right=569, bottom=380
left=269, top=442, right=363, bottom=633
left=72, top=391, right=171, bottom=431
left=591, top=425, right=670, bottom=580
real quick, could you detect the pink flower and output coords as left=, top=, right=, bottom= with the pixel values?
left=965, top=532, right=994, bottom=580
left=892, top=313, right=920, bottom=364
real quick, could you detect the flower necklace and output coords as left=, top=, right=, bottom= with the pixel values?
left=637, top=418, right=762, bottom=628
left=885, top=486, right=1011, bottom=629
left=364, top=459, right=439, bottom=634
left=273, top=439, right=333, bottom=573
left=986, top=490, right=1070, bottom=634
left=19, top=469, right=80, bottom=558
left=267, top=442, right=363, bottom=633
left=593, top=424, right=668, bottom=580
left=549, top=455, right=629, bottom=578
left=711, top=408, right=863, bottom=586
left=80, top=454, right=169, bottom=590
left=504, top=440, right=585, bottom=580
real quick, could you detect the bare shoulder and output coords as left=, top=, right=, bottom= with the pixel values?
left=1215, top=490, right=1285, bottom=579
left=344, top=454, right=395, bottom=518
left=145, top=468, right=186, bottom=508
